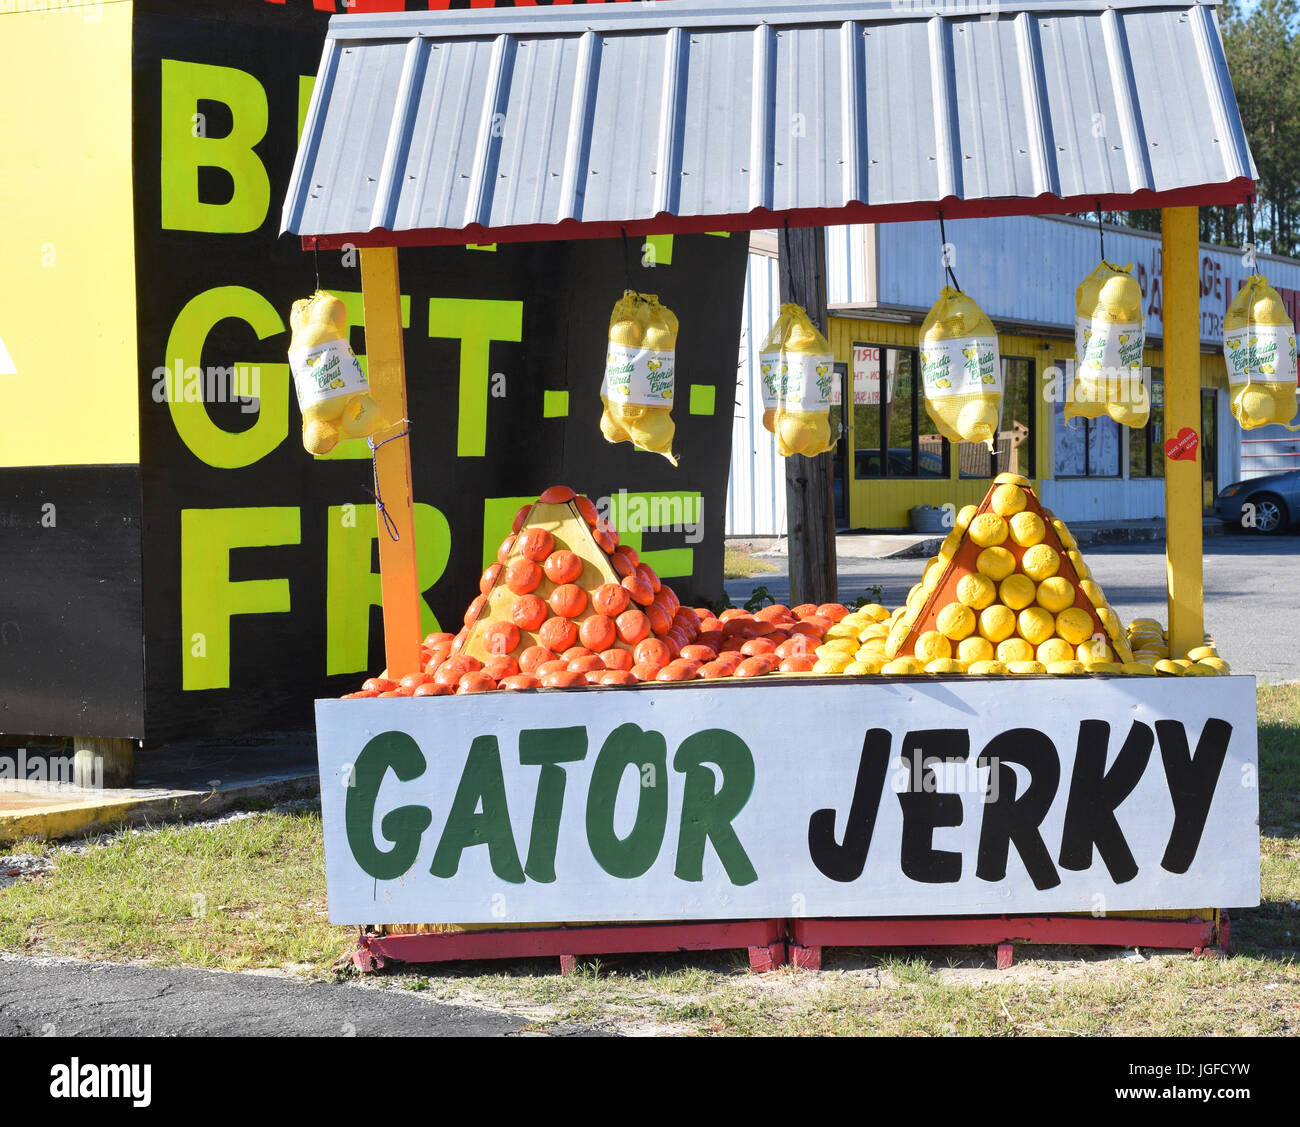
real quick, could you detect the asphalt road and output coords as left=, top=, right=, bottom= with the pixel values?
left=0, top=956, right=602, bottom=1037
left=726, top=532, right=1300, bottom=682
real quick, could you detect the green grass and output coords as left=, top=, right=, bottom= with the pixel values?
left=723, top=547, right=778, bottom=579
left=0, top=685, right=1296, bottom=1034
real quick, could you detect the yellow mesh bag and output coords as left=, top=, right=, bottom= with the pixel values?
left=1069, top=261, right=1149, bottom=429
left=757, top=304, right=794, bottom=434
left=773, top=305, right=834, bottom=457
left=919, top=287, right=1002, bottom=448
left=1224, top=274, right=1299, bottom=431
left=600, top=290, right=679, bottom=464
left=288, top=292, right=386, bottom=455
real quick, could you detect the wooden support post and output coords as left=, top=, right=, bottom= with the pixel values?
left=359, top=247, right=423, bottom=679
left=73, top=736, right=135, bottom=789
left=778, top=226, right=838, bottom=606
left=1160, top=207, right=1205, bottom=657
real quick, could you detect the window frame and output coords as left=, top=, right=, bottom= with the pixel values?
left=850, top=341, right=950, bottom=480
left=956, top=354, right=1037, bottom=480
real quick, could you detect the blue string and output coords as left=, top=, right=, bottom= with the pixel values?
left=365, top=421, right=410, bottom=542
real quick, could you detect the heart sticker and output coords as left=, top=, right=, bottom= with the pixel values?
left=1165, top=427, right=1200, bottom=461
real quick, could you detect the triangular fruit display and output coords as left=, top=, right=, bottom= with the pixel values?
left=884, top=473, right=1135, bottom=675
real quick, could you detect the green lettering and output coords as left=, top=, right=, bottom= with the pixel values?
left=585, top=724, right=668, bottom=879
left=430, top=736, right=525, bottom=883
left=673, top=729, right=757, bottom=886
left=519, top=727, right=588, bottom=883
left=325, top=502, right=451, bottom=675
left=427, top=298, right=523, bottom=457
left=161, top=59, right=270, bottom=233
left=164, top=286, right=289, bottom=468
left=345, top=731, right=432, bottom=881
left=181, top=507, right=300, bottom=690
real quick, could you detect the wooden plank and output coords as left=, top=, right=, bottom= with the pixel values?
left=359, top=247, right=423, bottom=678
left=779, top=226, right=837, bottom=604
left=1161, top=208, right=1205, bottom=657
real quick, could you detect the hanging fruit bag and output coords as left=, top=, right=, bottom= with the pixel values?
left=287, top=291, right=386, bottom=455
left=1223, top=274, right=1299, bottom=431
left=773, top=304, right=834, bottom=457
left=600, top=290, right=679, bottom=464
left=757, top=305, right=794, bottom=435
left=919, top=287, right=1002, bottom=448
left=1068, top=261, right=1149, bottom=428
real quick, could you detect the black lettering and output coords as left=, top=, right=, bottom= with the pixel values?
left=807, top=728, right=892, bottom=882
left=897, top=730, right=969, bottom=884
left=976, top=728, right=1061, bottom=890
left=1058, top=720, right=1153, bottom=883
left=1157, top=718, right=1233, bottom=874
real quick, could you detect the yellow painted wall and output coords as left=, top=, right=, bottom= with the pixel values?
left=0, top=1, right=138, bottom=467
left=829, top=316, right=1228, bottom=528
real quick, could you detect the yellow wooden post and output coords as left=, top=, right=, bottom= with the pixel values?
left=359, top=246, right=423, bottom=678
left=1161, top=207, right=1205, bottom=657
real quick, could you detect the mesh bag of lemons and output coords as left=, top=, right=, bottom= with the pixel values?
left=1223, top=274, right=1299, bottom=431
left=287, top=292, right=386, bottom=455
left=1068, top=261, right=1149, bottom=429
left=919, top=287, right=1002, bottom=448
left=763, top=303, right=835, bottom=457
left=600, top=290, right=679, bottom=464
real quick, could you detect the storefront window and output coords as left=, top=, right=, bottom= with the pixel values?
left=851, top=343, right=947, bottom=478
left=1054, top=392, right=1122, bottom=477
left=1128, top=369, right=1165, bottom=478
left=957, top=356, right=1036, bottom=479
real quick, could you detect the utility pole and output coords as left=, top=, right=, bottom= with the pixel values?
left=778, top=225, right=838, bottom=606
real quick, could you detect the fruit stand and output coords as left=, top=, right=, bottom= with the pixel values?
left=284, top=0, right=1263, bottom=972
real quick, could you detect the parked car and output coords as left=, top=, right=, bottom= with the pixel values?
left=1214, top=469, right=1300, bottom=533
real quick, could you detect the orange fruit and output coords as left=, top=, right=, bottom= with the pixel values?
left=541, top=669, right=587, bottom=688
left=610, top=552, right=635, bottom=579
left=735, top=656, right=775, bottom=678
left=616, top=609, right=652, bottom=645
left=548, top=583, right=588, bottom=619
left=680, top=644, right=717, bottom=663
left=579, top=614, right=617, bottom=652
left=499, top=674, right=540, bottom=691
left=482, top=621, right=520, bottom=656
left=482, top=655, right=519, bottom=681
left=463, top=594, right=488, bottom=627
left=511, top=504, right=532, bottom=532
left=614, top=544, right=640, bottom=569
left=816, top=603, right=849, bottom=622
left=622, top=574, right=655, bottom=607
left=362, top=677, right=397, bottom=693
left=510, top=595, right=548, bottom=632
left=496, top=535, right=516, bottom=564
left=598, top=670, right=638, bottom=686
left=457, top=671, right=497, bottom=694
left=479, top=563, right=502, bottom=595
left=516, top=528, right=554, bottom=563
left=538, top=617, right=577, bottom=652
left=635, top=637, right=673, bottom=667
left=538, top=485, right=575, bottom=503
left=575, top=495, right=599, bottom=525
left=601, top=647, right=634, bottom=671
left=779, top=656, right=816, bottom=673
left=518, top=645, right=557, bottom=673
left=411, top=683, right=452, bottom=697
left=567, top=654, right=606, bottom=674
left=656, top=661, right=699, bottom=682
left=594, top=529, right=617, bottom=554
left=543, top=550, right=583, bottom=585
left=646, top=603, right=673, bottom=636
left=592, top=582, right=630, bottom=617
left=504, top=558, right=542, bottom=595
left=629, top=661, right=663, bottom=682
left=636, top=563, right=662, bottom=593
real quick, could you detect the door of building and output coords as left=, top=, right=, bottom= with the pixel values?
left=831, top=362, right=850, bottom=528
left=1201, top=389, right=1218, bottom=513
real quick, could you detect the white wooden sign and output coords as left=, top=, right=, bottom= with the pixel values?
left=315, top=677, right=1260, bottom=925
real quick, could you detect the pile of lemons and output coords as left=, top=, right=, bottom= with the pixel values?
left=879, top=473, right=1136, bottom=675
left=1123, top=620, right=1232, bottom=676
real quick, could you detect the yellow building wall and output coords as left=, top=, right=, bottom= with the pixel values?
left=0, top=2, right=138, bottom=467
left=829, top=316, right=1228, bottom=529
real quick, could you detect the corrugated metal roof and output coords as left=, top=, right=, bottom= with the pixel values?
left=283, top=0, right=1256, bottom=247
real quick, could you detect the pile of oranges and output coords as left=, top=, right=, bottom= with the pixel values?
left=341, top=484, right=853, bottom=698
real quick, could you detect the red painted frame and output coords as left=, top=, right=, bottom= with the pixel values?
left=353, top=918, right=788, bottom=974
left=302, top=179, right=1255, bottom=251
left=786, top=913, right=1229, bottom=970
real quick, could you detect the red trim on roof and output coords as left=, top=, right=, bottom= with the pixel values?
left=299, top=178, right=1256, bottom=251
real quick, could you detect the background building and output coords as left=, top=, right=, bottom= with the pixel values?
left=728, top=215, right=1300, bottom=534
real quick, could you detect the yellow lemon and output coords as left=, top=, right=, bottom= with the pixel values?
left=813, top=655, right=852, bottom=674
left=1154, top=659, right=1185, bottom=676
left=1017, top=606, right=1055, bottom=646
left=861, top=603, right=892, bottom=623
left=1055, top=607, right=1095, bottom=645
left=1006, top=660, right=1047, bottom=674
left=914, top=631, right=952, bottom=663
left=977, top=546, right=1016, bottom=581
left=998, top=573, right=1036, bottom=610
left=923, top=556, right=946, bottom=587
left=957, top=636, right=994, bottom=665
left=825, top=622, right=859, bottom=639
left=1067, top=550, right=1090, bottom=580
left=936, top=603, right=976, bottom=641
left=1085, top=585, right=1111, bottom=614
left=955, top=504, right=978, bottom=532
left=882, top=657, right=924, bottom=675
left=939, top=529, right=964, bottom=560
left=979, top=604, right=1017, bottom=644
left=1052, top=519, right=1078, bottom=550
left=1187, top=644, right=1219, bottom=661
left=991, top=484, right=1027, bottom=518
left=994, top=472, right=1031, bottom=487
left=1008, top=510, right=1045, bottom=547
left=1046, top=659, right=1087, bottom=675
left=1120, top=662, right=1157, bottom=676
left=956, top=572, right=996, bottom=611
left=844, top=660, right=882, bottom=676
left=1088, top=662, right=1123, bottom=674
left=1077, top=637, right=1115, bottom=665
left=1021, top=544, right=1060, bottom=581
left=1035, top=576, right=1075, bottom=613
left=997, top=637, right=1034, bottom=664
left=858, top=625, right=889, bottom=643
left=816, top=641, right=857, bottom=659
left=969, top=512, right=1009, bottom=547
left=925, top=658, right=967, bottom=675
left=967, top=660, right=1008, bottom=675
left=1198, top=656, right=1230, bottom=673
left=1037, top=637, right=1075, bottom=665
